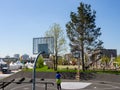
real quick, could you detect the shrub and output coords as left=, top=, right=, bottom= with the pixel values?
left=36, top=56, right=44, bottom=68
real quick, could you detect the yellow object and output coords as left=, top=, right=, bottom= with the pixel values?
left=56, top=79, right=61, bottom=84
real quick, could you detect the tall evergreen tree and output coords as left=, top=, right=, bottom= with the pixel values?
left=66, top=2, right=103, bottom=71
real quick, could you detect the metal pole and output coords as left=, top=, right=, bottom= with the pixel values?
left=45, top=83, right=47, bottom=90
left=32, top=52, right=41, bottom=90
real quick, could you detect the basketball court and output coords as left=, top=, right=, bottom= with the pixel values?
left=1, top=78, right=120, bottom=90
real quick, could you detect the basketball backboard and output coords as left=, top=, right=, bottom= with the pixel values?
left=33, top=37, right=54, bottom=55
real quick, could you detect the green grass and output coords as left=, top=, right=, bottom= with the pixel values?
left=22, top=65, right=120, bottom=74
left=36, top=66, right=55, bottom=72
left=22, top=65, right=77, bottom=72
left=23, top=66, right=55, bottom=72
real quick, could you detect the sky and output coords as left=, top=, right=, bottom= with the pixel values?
left=0, top=0, right=120, bottom=57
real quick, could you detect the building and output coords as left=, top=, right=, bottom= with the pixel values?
left=100, top=49, right=117, bottom=58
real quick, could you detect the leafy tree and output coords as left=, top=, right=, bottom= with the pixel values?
left=36, top=55, right=44, bottom=68
left=45, top=23, right=66, bottom=70
left=66, top=2, right=103, bottom=71
left=101, top=56, right=110, bottom=69
left=58, top=58, right=63, bottom=65
left=62, top=59, right=69, bottom=65
left=70, top=58, right=77, bottom=65
left=114, top=55, right=120, bottom=67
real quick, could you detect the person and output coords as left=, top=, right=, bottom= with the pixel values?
left=56, top=71, right=61, bottom=90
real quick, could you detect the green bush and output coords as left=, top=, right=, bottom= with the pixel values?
left=36, top=56, right=44, bottom=68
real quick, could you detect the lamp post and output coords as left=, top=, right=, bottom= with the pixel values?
left=73, top=51, right=80, bottom=80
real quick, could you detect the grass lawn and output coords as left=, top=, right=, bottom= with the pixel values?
left=23, top=66, right=55, bottom=72
left=23, top=65, right=120, bottom=74
left=23, top=65, right=78, bottom=72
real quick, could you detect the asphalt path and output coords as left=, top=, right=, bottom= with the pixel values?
left=0, top=78, right=120, bottom=90
left=0, top=71, right=120, bottom=90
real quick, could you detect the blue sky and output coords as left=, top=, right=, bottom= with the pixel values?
left=0, top=0, right=120, bottom=57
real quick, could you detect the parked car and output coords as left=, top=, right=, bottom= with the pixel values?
left=0, top=63, right=9, bottom=73
left=0, top=59, right=9, bottom=74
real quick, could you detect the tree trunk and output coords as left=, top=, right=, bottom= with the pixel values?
left=55, top=52, right=58, bottom=71
left=81, top=41, right=85, bottom=71
left=55, top=37, right=58, bottom=71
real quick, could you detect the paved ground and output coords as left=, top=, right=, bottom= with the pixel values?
left=0, top=78, right=120, bottom=90
left=0, top=71, right=120, bottom=90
